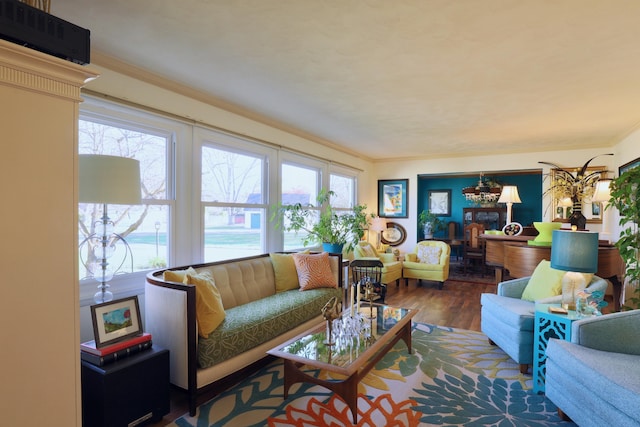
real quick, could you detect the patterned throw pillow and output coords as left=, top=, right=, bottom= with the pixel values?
left=292, top=252, right=337, bottom=291
left=183, top=270, right=226, bottom=338
left=417, top=245, right=442, bottom=264
left=270, top=250, right=310, bottom=293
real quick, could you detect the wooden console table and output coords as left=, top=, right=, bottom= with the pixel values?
left=481, top=234, right=625, bottom=310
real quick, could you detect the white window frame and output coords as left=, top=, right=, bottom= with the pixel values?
left=195, top=126, right=277, bottom=261
left=78, top=96, right=192, bottom=306
left=77, top=97, right=361, bottom=306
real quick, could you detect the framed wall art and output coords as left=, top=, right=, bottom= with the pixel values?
left=428, top=189, right=451, bottom=216
left=619, top=156, right=640, bottom=175
left=91, top=296, right=143, bottom=348
left=378, top=179, right=408, bottom=218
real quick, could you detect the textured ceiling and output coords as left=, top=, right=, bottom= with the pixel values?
left=53, top=0, right=640, bottom=160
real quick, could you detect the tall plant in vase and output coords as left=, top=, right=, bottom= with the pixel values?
left=608, top=165, right=640, bottom=309
left=540, top=153, right=613, bottom=229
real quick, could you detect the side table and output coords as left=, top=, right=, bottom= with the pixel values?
left=82, top=347, right=170, bottom=427
left=532, top=304, right=580, bottom=393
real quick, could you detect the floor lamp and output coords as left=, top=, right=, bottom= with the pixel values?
left=79, top=155, right=141, bottom=303
left=592, top=179, right=612, bottom=243
left=550, top=229, right=599, bottom=310
left=497, top=185, right=521, bottom=225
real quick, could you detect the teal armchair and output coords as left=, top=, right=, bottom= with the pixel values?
left=480, top=274, right=608, bottom=374
left=546, top=310, right=640, bottom=425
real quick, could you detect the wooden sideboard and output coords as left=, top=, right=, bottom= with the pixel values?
left=481, top=234, right=626, bottom=310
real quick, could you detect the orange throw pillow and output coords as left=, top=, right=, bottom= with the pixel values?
left=292, top=252, right=337, bottom=291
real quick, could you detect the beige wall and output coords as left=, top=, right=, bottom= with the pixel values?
left=0, top=41, right=98, bottom=427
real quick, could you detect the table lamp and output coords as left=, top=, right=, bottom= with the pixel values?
left=497, top=185, right=521, bottom=225
left=591, top=179, right=612, bottom=243
left=79, top=154, right=142, bottom=303
left=550, top=229, right=598, bottom=310
left=369, top=217, right=387, bottom=251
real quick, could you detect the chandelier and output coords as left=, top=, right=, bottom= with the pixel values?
left=462, top=173, right=502, bottom=206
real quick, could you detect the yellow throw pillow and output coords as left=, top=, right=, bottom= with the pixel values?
left=521, top=260, right=567, bottom=302
left=163, top=267, right=195, bottom=283
left=270, top=251, right=309, bottom=293
left=417, top=245, right=442, bottom=264
left=183, top=271, right=225, bottom=338
left=359, top=243, right=376, bottom=257
left=292, top=252, right=337, bottom=291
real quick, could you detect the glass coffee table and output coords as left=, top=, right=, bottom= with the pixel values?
left=267, top=304, right=416, bottom=423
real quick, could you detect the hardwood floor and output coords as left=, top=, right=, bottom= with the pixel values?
left=148, top=278, right=495, bottom=426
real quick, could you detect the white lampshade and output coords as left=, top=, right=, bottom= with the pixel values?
left=558, top=197, right=573, bottom=208
left=497, top=185, right=522, bottom=204
left=591, top=179, right=612, bottom=203
left=370, top=217, right=387, bottom=232
left=498, top=185, right=521, bottom=224
left=79, top=155, right=142, bottom=205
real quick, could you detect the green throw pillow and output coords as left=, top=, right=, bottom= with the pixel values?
left=521, top=260, right=566, bottom=302
left=270, top=250, right=310, bottom=293
left=270, top=253, right=299, bottom=292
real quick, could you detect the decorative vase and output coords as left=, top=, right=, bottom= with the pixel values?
left=569, top=199, right=587, bottom=230
left=529, top=222, right=562, bottom=246
left=423, top=223, right=433, bottom=240
left=322, top=243, right=344, bottom=254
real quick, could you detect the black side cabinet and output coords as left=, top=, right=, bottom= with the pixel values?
left=81, top=347, right=170, bottom=427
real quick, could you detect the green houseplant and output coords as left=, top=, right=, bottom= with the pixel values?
left=273, top=188, right=369, bottom=253
left=608, top=165, right=640, bottom=309
left=418, top=209, right=446, bottom=239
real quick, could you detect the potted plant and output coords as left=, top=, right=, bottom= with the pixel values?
left=607, top=165, right=640, bottom=309
left=418, top=209, right=446, bottom=239
left=273, top=188, right=369, bottom=253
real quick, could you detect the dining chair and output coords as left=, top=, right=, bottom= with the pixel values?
left=447, top=221, right=463, bottom=261
left=463, top=222, right=486, bottom=274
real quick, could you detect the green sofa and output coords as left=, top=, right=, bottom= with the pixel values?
left=145, top=252, right=343, bottom=415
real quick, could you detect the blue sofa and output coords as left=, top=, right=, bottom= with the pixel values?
left=545, top=310, right=640, bottom=426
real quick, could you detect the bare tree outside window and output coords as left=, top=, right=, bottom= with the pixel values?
left=78, top=120, right=169, bottom=277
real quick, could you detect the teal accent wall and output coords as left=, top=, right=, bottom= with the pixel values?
left=417, top=172, right=542, bottom=238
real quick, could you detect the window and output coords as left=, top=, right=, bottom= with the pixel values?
left=281, top=159, right=323, bottom=251
left=78, top=97, right=186, bottom=304
left=78, top=119, right=171, bottom=275
left=199, top=128, right=274, bottom=262
left=330, top=172, right=357, bottom=209
left=77, top=96, right=360, bottom=304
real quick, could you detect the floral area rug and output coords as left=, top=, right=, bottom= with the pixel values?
left=169, top=323, right=575, bottom=426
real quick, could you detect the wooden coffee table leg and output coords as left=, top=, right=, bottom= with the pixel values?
left=332, top=374, right=359, bottom=424
left=399, top=320, right=413, bottom=353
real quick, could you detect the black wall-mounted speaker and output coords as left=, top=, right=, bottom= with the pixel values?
left=0, top=0, right=90, bottom=65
